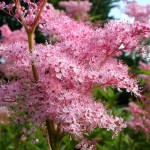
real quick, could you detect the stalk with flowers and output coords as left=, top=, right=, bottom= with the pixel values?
left=0, top=0, right=150, bottom=149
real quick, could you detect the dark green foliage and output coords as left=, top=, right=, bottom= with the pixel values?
left=90, top=0, right=120, bottom=21
left=0, top=12, right=22, bottom=31
left=0, top=0, right=23, bottom=30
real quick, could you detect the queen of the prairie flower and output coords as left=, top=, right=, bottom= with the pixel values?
left=0, top=0, right=150, bottom=149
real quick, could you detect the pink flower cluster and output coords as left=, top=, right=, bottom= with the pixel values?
left=0, top=41, right=126, bottom=139
left=59, top=0, right=92, bottom=20
left=75, top=138, right=97, bottom=150
left=127, top=100, right=150, bottom=135
left=0, top=25, right=27, bottom=43
left=0, top=1, right=150, bottom=148
left=125, top=1, right=150, bottom=23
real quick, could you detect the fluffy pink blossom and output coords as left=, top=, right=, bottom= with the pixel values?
left=59, top=0, right=92, bottom=20
left=0, top=25, right=28, bottom=43
left=75, top=138, right=97, bottom=150
left=0, top=42, right=31, bottom=77
left=0, top=25, right=12, bottom=38
left=124, top=1, right=150, bottom=23
left=127, top=100, right=150, bottom=135
left=0, top=1, right=150, bottom=148
left=41, top=4, right=150, bottom=53
left=0, top=42, right=127, bottom=135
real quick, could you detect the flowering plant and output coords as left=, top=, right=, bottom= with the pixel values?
left=0, top=0, right=150, bottom=149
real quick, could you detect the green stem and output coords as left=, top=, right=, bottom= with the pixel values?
left=26, top=0, right=47, bottom=81
left=27, top=31, right=63, bottom=149
left=18, top=0, right=62, bottom=149
left=15, top=0, right=29, bottom=32
left=118, top=132, right=122, bottom=150
left=46, top=120, right=62, bottom=150
left=92, top=0, right=101, bottom=16
left=27, top=32, right=34, bottom=53
left=31, top=0, right=47, bottom=33
left=77, top=0, right=81, bottom=21
left=27, top=32, right=39, bottom=81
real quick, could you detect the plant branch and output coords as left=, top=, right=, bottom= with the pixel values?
left=31, top=0, right=47, bottom=33
left=15, top=0, right=29, bottom=32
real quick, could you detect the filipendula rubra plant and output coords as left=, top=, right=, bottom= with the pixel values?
left=0, top=0, right=150, bottom=149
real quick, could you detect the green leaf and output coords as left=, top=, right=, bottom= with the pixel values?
left=140, top=68, right=150, bottom=76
